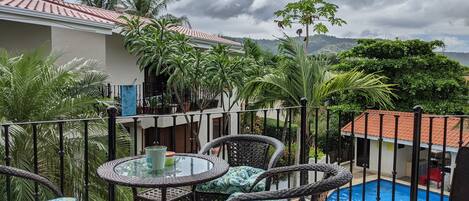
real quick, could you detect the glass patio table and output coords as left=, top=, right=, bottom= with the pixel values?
left=97, top=153, right=229, bottom=201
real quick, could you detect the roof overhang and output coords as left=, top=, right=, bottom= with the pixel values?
left=191, top=38, right=244, bottom=54
left=342, top=131, right=459, bottom=153
left=0, top=5, right=114, bottom=35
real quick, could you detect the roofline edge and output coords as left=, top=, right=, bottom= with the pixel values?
left=0, top=5, right=114, bottom=34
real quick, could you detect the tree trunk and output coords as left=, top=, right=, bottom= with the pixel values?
left=281, top=109, right=290, bottom=143
left=304, top=24, right=309, bottom=53
left=171, top=85, right=201, bottom=150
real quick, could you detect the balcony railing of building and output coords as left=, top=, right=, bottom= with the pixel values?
left=98, top=83, right=220, bottom=115
left=0, top=100, right=467, bottom=201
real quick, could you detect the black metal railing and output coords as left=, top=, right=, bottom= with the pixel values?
left=100, top=83, right=220, bottom=116
left=1, top=100, right=467, bottom=201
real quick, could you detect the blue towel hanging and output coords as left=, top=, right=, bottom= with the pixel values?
left=120, top=85, right=137, bottom=116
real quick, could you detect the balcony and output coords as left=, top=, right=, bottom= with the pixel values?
left=0, top=105, right=467, bottom=201
left=101, top=83, right=220, bottom=116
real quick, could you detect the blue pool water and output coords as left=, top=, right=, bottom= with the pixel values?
left=327, top=180, right=449, bottom=201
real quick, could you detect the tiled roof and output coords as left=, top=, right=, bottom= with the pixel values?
left=0, top=0, right=112, bottom=24
left=0, top=0, right=241, bottom=46
left=341, top=110, right=468, bottom=149
left=168, top=26, right=240, bottom=46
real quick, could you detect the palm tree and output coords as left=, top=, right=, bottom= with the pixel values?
left=120, top=16, right=183, bottom=74
left=206, top=44, right=246, bottom=112
left=121, top=0, right=190, bottom=27
left=81, top=0, right=117, bottom=10
left=0, top=50, right=132, bottom=200
left=241, top=37, right=394, bottom=109
left=240, top=38, right=395, bottom=142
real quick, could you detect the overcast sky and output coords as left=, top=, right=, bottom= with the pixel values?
left=166, top=0, right=469, bottom=52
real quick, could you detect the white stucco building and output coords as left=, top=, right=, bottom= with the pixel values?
left=0, top=0, right=244, bottom=153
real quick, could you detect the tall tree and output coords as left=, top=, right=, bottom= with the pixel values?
left=81, top=0, right=117, bottom=10
left=122, top=0, right=171, bottom=17
left=207, top=44, right=245, bottom=112
left=121, top=0, right=190, bottom=26
left=120, top=17, right=227, bottom=148
left=275, top=0, right=346, bottom=50
left=240, top=38, right=395, bottom=141
left=334, top=39, right=469, bottom=114
left=0, top=50, right=132, bottom=200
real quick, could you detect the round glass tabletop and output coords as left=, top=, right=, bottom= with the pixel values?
left=114, top=155, right=214, bottom=179
left=97, top=153, right=229, bottom=188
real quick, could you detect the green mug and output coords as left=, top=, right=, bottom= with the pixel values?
left=145, top=146, right=167, bottom=171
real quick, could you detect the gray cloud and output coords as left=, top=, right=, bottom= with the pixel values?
left=166, top=0, right=469, bottom=51
left=330, top=0, right=407, bottom=10
left=371, top=16, right=433, bottom=29
left=169, top=0, right=288, bottom=21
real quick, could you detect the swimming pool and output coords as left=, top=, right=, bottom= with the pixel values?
left=327, top=179, right=449, bottom=201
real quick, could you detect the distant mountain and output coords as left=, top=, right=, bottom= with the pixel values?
left=226, top=35, right=357, bottom=54
left=227, top=35, right=469, bottom=67
left=442, top=52, right=469, bottom=66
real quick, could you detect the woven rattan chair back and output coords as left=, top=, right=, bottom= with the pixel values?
left=199, top=134, right=285, bottom=170
left=225, top=139, right=270, bottom=169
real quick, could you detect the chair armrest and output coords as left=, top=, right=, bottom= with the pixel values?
left=0, top=165, right=63, bottom=197
left=235, top=164, right=351, bottom=201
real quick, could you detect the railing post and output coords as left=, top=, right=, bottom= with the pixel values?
left=299, top=98, right=308, bottom=185
left=107, top=83, right=112, bottom=98
left=3, top=125, right=11, bottom=201
left=107, top=106, right=117, bottom=201
left=410, top=106, right=423, bottom=201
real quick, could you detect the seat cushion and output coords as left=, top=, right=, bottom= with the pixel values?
left=196, top=166, right=265, bottom=195
left=48, top=198, right=76, bottom=201
left=227, top=192, right=284, bottom=201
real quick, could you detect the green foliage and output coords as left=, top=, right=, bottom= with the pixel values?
left=264, top=118, right=298, bottom=140
left=206, top=44, right=246, bottom=111
left=335, top=39, right=468, bottom=114
left=120, top=16, right=182, bottom=75
left=269, top=142, right=325, bottom=167
left=240, top=37, right=395, bottom=110
left=274, top=0, right=346, bottom=48
left=0, top=50, right=132, bottom=200
left=0, top=49, right=107, bottom=122
left=239, top=38, right=394, bottom=163
left=81, top=0, right=117, bottom=10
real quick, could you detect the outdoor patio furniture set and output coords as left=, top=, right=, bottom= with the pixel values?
left=1, top=134, right=358, bottom=201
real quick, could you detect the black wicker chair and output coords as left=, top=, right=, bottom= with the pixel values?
left=450, top=147, right=469, bottom=201
left=195, top=134, right=285, bottom=201
left=227, top=163, right=353, bottom=201
left=0, top=165, right=64, bottom=199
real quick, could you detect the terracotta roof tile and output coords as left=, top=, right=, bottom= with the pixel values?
left=341, top=110, right=468, bottom=149
left=0, top=0, right=241, bottom=46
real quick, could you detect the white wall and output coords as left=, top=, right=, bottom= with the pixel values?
left=0, top=20, right=51, bottom=54
left=105, top=34, right=143, bottom=85
left=51, top=27, right=106, bottom=67
left=51, top=29, right=143, bottom=86
left=357, top=139, right=412, bottom=178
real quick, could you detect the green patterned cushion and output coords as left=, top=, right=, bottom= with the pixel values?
left=196, top=166, right=265, bottom=194
left=227, top=192, right=283, bottom=201
left=48, top=198, right=76, bottom=201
